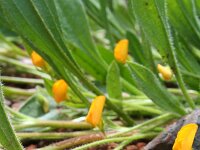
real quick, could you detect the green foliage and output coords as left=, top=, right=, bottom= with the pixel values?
left=128, top=62, right=186, bottom=115
left=130, top=0, right=196, bottom=108
left=106, top=61, right=122, bottom=99
left=0, top=79, right=23, bottom=150
left=0, top=0, right=200, bottom=149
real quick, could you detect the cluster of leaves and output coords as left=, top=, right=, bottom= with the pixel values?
left=0, top=0, right=200, bottom=149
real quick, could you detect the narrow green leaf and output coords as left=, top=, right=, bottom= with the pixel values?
left=174, top=33, right=200, bottom=74
left=128, top=62, right=186, bottom=115
left=127, top=31, right=145, bottom=64
left=130, top=0, right=195, bottom=109
left=0, top=79, right=23, bottom=150
left=106, top=61, right=122, bottom=99
left=53, top=0, right=107, bottom=81
left=168, top=0, right=200, bottom=49
left=54, top=0, right=107, bottom=66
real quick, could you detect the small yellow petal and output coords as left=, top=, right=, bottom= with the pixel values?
left=157, top=64, right=172, bottom=80
left=86, top=96, right=106, bottom=127
left=31, top=51, right=45, bottom=67
left=114, top=39, right=129, bottom=64
left=52, top=79, right=68, bottom=103
left=173, top=123, right=198, bottom=150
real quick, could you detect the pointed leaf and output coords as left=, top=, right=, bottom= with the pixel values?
left=106, top=61, right=122, bottom=99
left=128, top=62, right=186, bottom=115
left=0, top=79, right=23, bottom=150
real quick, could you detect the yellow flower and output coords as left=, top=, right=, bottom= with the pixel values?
left=157, top=64, right=173, bottom=80
left=52, top=79, right=68, bottom=103
left=86, top=96, right=106, bottom=127
left=114, top=39, right=129, bottom=64
left=31, top=51, right=45, bottom=67
left=173, top=123, right=198, bottom=150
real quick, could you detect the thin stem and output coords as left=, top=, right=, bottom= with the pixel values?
left=17, top=131, right=96, bottom=140
left=1, top=76, right=43, bottom=85
left=3, top=86, right=35, bottom=98
left=114, top=132, right=158, bottom=150
left=73, top=132, right=158, bottom=150
left=111, top=99, right=162, bottom=115
left=108, top=113, right=175, bottom=138
left=168, top=88, right=199, bottom=98
left=6, top=106, right=33, bottom=120
left=0, top=34, right=27, bottom=56
left=0, top=55, right=49, bottom=79
left=14, top=120, right=92, bottom=131
left=38, top=133, right=105, bottom=150
left=175, top=70, right=195, bottom=109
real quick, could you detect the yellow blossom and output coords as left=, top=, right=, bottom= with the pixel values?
left=31, top=51, right=45, bottom=67
left=173, top=123, right=198, bottom=150
left=114, top=39, right=129, bottom=64
left=52, top=79, right=68, bottom=103
left=86, top=96, right=106, bottom=127
left=157, top=64, right=173, bottom=80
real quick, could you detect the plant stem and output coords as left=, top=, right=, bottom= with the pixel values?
left=108, top=113, right=176, bottom=138
left=114, top=132, right=158, bottom=150
left=14, top=120, right=92, bottom=131
left=0, top=55, right=49, bottom=79
left=0, top=34, right=27, bottom=56
left=38, top=133, right=105, bottom=150
left=111, top=99, right=162, bottom=115
left=1, top=76, right=43, bottom=85
left=73, top=132, right=158, bottom=150
left=175, top=70, right=195, bottom=109
left=3, top=86, right=35, bottom=98
left=17, top=131, right=96, bottom=140
left=169, top=88, right=199, bottom=98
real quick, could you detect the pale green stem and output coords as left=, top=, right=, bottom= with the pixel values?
left=3, top=86, right=35, bottom=98
left=111, top=99, right=162, bottom=115
left=108, top=113, right=176, bottom=138
left=17, top=131, right=96, bottom=140
left=169, top=88, right=200, bottom=98
left=114, top=132, right=158, bottom=150
left=0, top=34, right=27, bottom=56
left=1, top=76, right=43, bottom=85
left=14, top=120, right=92, bottom=131
left=6, top=106, right=33, bottom=120
left=0, top=55, right=49, bottom=79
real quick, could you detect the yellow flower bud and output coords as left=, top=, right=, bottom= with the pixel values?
left=86, top=96, right=106, bottom=127
left=31, top=51, right=45, bottom=67
left=173, top=123, right=198, bottom=150
left=114, top=39, right=129, bottom=64
left=157, top=64, right=173, bottom=80
left=52, top=79, right=68, bottom=103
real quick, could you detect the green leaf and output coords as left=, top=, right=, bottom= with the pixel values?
left=71, top=46, right=106, bottom=82
left=97, top=45, right=114, bottom=64
left=19, top=93, right=55, bottom=118
left=0, top=79, right=23, bottom=150
left=168, top=0, right=200, bottom=49
left=174, top=33, right=200, bottom=75
left=106, top=61, right=122, bottom=99
left=130, top=0, right=195, bottom=109
left=128, top=62, right=186, bottom=115
left=127, top=31, right=145, bottom=64
left=54, top=0, right=107, bottom=75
